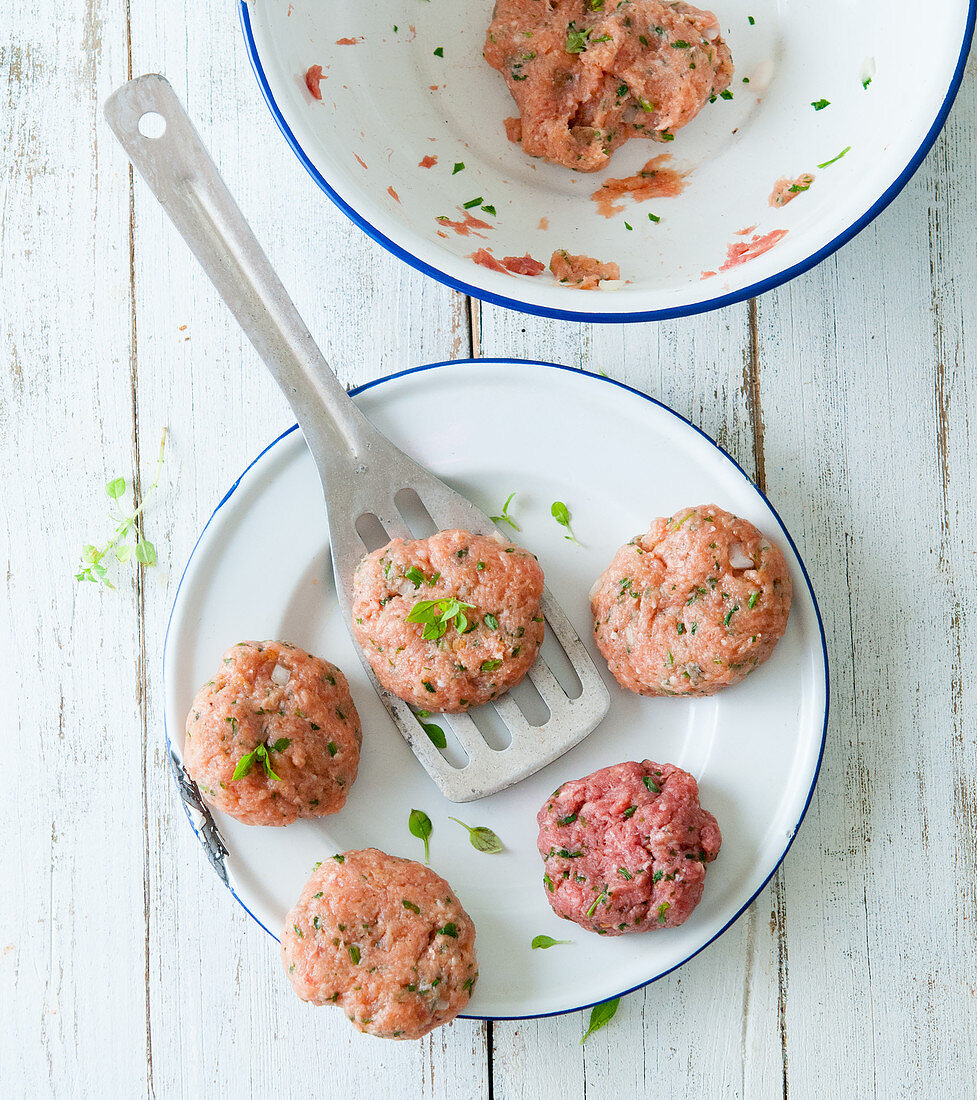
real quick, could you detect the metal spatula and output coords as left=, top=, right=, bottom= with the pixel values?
left=105, top=74, right=609, bottom=802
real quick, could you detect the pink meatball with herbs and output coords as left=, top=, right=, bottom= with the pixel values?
left=350, top=529, right=544, bottom=712
left=537, top=760, right=721, bottom=935
left=183, top=640, right=361, bottom=826
left=591, top=505, right=791, bottom=697
left=282, top=848, right=478, bottom=1040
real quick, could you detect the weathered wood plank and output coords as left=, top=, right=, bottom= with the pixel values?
left=0, top=2, right=149, bottom=1096
left=124, top=2, right=481, bottom=1097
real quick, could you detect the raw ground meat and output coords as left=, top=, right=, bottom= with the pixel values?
left=591, top=153, right=685, bottom=217
left=351, top=529, right=544, bottom=712
left=550, top=249, right=620, bottom=288
left=591, top=505, right=792, bottom=696
left=484, top=0, right=733, bottom=171
left=184, top=640, right=361, bottom=826
left=537, top=760, right=721, bottom=934
left=769, top=173, right=815, bottom=207
left=282, top=849, right=478, bottom=1039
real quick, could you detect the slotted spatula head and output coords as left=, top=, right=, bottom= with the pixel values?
left=323, top=417, right=610, bottom=802
left=105, top=74, right=610, bottom=801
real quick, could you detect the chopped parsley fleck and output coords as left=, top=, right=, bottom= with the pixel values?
left=565, top=22, right=591, bottom=53
left=463, top=196, right=484, bottom=209
left=557, top=813, right=578, bottom=826
left=623, top=805, right=637, bottom=819
left=643, top=776, right=661, bottom=794
left=402, top=900, right=421, bottom=914
left=438, top=922, right=459, bottom=938
left=348, top=945, right=361, bottom=964
left=433, top=46, right=444, bottom=57
left=720, top=89, right=733, bottom=100
left=480, top=659, right=502, bottom=672
left=452, top=162, right=465, bottom=173
left=618, top=867, right=633, bottom=881
left=811, top=98, right=830, bottom=110
left=624, top=221, right=633, bottom=231
left=648, top=212, right=661, bottom=223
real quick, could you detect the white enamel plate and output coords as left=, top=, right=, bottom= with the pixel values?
left=240, top=0, right=974, bottom=321
left=164, top=360, right=828, bottom=1019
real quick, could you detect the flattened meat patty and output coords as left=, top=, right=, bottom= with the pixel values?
left=591, top=505, right=791, bottom=696
left=484, top=0, right=733, bottom=171
left=537, top=759, right=721, bottom=934
left=351, top=529, right=544, bottom=712
left=282, top=848, right=478, bottom=1039
left=184, top=640, right=361, bottom=826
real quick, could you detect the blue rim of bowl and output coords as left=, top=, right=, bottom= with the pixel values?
left=163, top=358, right=830, bottom=1020
left=239, top=0, right=975, bottom=324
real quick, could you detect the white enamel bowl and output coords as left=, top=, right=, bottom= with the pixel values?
left=240, top=0, right=974, bottom=322
left=163, top=361, right=828, bottom=1019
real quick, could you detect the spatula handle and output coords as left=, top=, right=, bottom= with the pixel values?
left=104, top=74, right=371, bottom=465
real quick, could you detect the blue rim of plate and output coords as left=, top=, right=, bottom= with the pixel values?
left=163, top=358, right=830, bottom=1021
left=239, top=1, right=975, bottom=324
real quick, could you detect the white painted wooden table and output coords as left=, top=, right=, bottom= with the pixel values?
left=2, top=3, right=975, bottom=1096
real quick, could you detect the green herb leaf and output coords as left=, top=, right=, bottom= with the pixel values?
left=437, top=922, right=459, bottom=938
left=586, top=886, right=609, bottom=918
left=818, top=145, right=851, bottom=169
left=409, top=808, right=433, bottom=863
left=76, top=430, right=166, bottom=588
left=449, top=817, right=503, bottom=853
left=565, top=22, right=591, bottom=53
left=550, top=501, right=581, bottom=545
left=134, top=538, right=157, bottom=566
left=463, top=196, right=484, bottom=209
left=648, top=212, right=661, bottom=223
left=402, top=899, right=421, bottom=914
left=420, top=720, right=447, bottom=749
left=480, top=658, right=502, bottom=672
left=433, top=46, right=444, bottom=57
left=581, top=997, right=620, bottom=1043
left=272, top=737, right=291, bottom=753
left=348, top=944, right=361, bottom=964
left=453, top=162, right=465, bottom=173
left=490, top=491, right=520, bottom=530
left=861, top=75, right=872, bottom=90
left=231, top=749, right=257, bottom=781
left=643, top=776, right=661, bottom=794
left=811, top=98, right=830, bottom=110
left=624, top=221, right=633, bottom=231
left=531, top=935, right=572, bottom=949
left=407, top=596, right=475, bottom=640
left=481, top=205, right=497, bottom=216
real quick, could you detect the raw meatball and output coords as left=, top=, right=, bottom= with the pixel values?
left=537, top=759, right=721, bottom=934
left=484, top=0, right=733, bottom=172
left=281, top=848, right=478, bottom=1039
left=184, top=640, right=361, bottom=826
left=351, top=529, right=544, bottom=712
left=591, top=505, right=792, bottom=697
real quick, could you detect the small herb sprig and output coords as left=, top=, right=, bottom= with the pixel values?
left=415, top=709, right=447, bottom=749
left=409, top=808, right=433, bottom=863
left=551, top=501, right=581, bottom=545
left=407, top=597, right=474, bottom=640
left=490, top=491, right=520, bottom=531
left=581, top=997, right=621, bottom=1043
left=232, top=738, right=290, bottom=782
left=76, top=429, right=166, bottom=587
left=531, top=934, right=572, bottom=949
left=449, top=817, right=503, bottom=853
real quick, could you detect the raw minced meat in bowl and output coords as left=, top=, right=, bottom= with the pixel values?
left=241, top=0, right=974, bottom=320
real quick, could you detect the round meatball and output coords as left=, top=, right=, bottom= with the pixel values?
left=184, top=640, right=361, bottom=826
left=351, top=529, right=544, bottom=712
left=281, top=848, right=478, bottom=1039
left=591, top=505, right=792, bottom=697
left=537, top=760, right=721, bottom=935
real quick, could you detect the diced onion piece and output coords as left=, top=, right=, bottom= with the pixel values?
left=751, top=59, right=775, bottom=94
left=598, top=279, right=624, bottom=291
left=271, top=663, right=291, bottom=686
left=729, top=543, right=754, bottom=570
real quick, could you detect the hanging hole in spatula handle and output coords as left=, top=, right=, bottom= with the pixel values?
left=102, top=74, right=371, bottom=462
